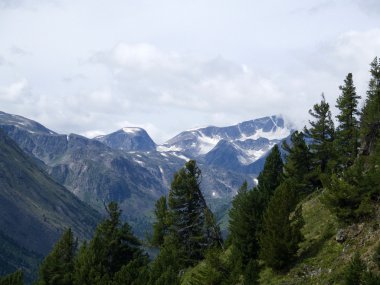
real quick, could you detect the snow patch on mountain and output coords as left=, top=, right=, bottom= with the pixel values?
left=197, top=133, right=221, bottom=154
left=122, top=127, right=143, bottom=134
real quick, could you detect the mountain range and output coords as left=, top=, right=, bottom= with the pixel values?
left=0, top=127, right=100, bottom=282
left=0, top=111, right=292, bottom=238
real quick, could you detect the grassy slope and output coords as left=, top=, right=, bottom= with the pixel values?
left=180, top=191, right=380, bottom=284
left=260, top=191, right=380, bottom=284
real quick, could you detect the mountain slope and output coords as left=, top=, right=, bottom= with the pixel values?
left=160, top=115, right=290, bottom=156
left=0, top=111, right=291, bottom=239
left=0, top=129, right=100, bottom=279
left=159, top=115, right=292, bottom=173
left=96, top=127, right=156, bottom=151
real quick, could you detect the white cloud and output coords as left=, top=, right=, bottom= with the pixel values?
left=0, top=79, right=30, bottom=102
left=91, top=43, right=286, bottom=117
left=1, top=1, right=379, bottom=143
left=352, top=0, right=380, bottom=15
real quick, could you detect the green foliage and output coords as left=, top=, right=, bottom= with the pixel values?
left=259, top=179, right=304, bottom=271
left=168, top=160, right=222, bottom=266
left=151, top=196, right=169, bottom=247
left=374, top=242, right=380, bottom=269
left=74, top=202, right=148, bottom=285
left=304, top=93, right=335, bottom=175
left=182, top=249, right=231, bottom=285
left=256, top=144, right=284, bottom=203
left=35, top=228, right=76, bottom=285
left=243, top=259, right=260, bottom=285
left=344, top=253, right=366, bottom=285
left=151, top=160, right=222, bottom=283
left=322, top=160, right=374, bottom=223
left=283, top=131, right=315, bottom=193
left=229, top=185, right=264, bottom=265
left=0, top=270, right=24, bottom=285
left=148, top=235, right=181, bottom=285
left=335, top=73, right=361, bottom=170
left=360, top=57, right=380, bottom=154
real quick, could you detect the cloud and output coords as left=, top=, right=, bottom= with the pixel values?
left=10, top=46, right=31, bottom=56
left=0, top=79, right=30, bottom=102
left=352, top=0, right=380, bottom=15
left=90, top=43, right=285, bottom=116
left=0, top=0, right=59, bottom=10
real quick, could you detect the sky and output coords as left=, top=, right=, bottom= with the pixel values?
left=0, top=0, right=380, bottom=143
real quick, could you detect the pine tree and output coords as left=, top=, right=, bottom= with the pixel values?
left=228, top=182, right=264, bottom=265
left=282, top=131, right=314, bottom=193
left=360, top=57, right=380, bottom=155
left=229, top=146, right=284, bottom=269
left=151, top=196, right=169, bottom=247
left=304, top=93, right=335, bottom=174
left=321, top=153, right=378, bottom=223
left=335, top=73, right=361, bottom=169
left=243, top=259, right=260, bottom=285
left=36, top=228, right=76, bottom=285
left=259, top=179, right=304, bottom=271
left=204, top=208, right=223, bottom=249
left=74, top=202, right=147, bottom=285
left=168, top=160, right=221, bottom=266
left=256, top=144, right=284, bottom=203
left=148, top=235, right=182, bottom=285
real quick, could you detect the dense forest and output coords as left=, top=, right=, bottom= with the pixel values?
left=1, top=57, right=380, bottom=285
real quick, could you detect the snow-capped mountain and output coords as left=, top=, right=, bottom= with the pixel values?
left=96, top=127, right=156, bottom=152
left=0, top=111, right=292, bottom=238
left=158, top=116, right=292, bottom=171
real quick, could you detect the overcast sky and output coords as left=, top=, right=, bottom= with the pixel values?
left=0, top=0, right=380, bottom=143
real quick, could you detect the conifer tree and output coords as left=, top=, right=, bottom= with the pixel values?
left=168, top=160, right=221, bottom=266
left=321, top=160, right=373, bottom=223
left=304, top=93, right=335, bottom=174
left=335, top=73, right=361, bottom=169
left=148, top=235, right=182, bottom=285
left=74, top=202, right=147, bottom=285
left=36, top=228, right=76, bottom=285
left=243, top=259, right=260, bottom=285
left=259, top=179, right=304, bottom=271
left=282, top=131, right=314, bottom=193
left=151, top=196, right=169, bottom=247
left=360, top=57, right=380, bottom=155
left=256, top=144, right=284, bottom=203
left=228, top=182, right=264, bottom=265
left=229, top=146, right=284, bottom=269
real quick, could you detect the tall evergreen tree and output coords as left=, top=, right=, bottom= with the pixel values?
left=259, top=179, right=304, bottom=271
left=282, top=131, right=314, bottom=193
left=360, top=57, right=380, bottom=155
left=151, top=196, right=169, bottom=247
left=168, top=160, right=221, bottom=266
left=36, top=228, right=76, bottom=285
left=304, top=93, right=335, bottom=174
left=335, top=73, right=361, bottom=169
left=74, top=202, right=147, bottom=285
left=228, top=182, right=264, bottom=265
left=256, top=144, right=284, bottom=203
left=229, top=146, right=284, bottom=270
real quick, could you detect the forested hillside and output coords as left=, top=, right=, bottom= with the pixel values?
left=1, top=57, right=380, bottom=284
